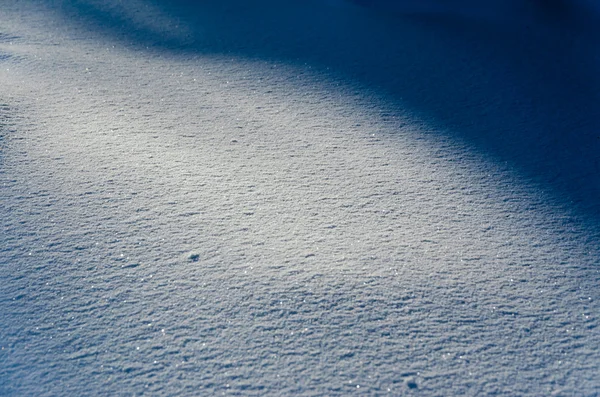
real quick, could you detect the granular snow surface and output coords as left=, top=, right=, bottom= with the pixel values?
left=0, top=1, right=599, bottom=396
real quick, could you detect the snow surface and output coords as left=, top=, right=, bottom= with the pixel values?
left=1, top=0, right=599, bottom=395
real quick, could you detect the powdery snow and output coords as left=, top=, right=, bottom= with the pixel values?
left=1, top=1, right=599, bottom=396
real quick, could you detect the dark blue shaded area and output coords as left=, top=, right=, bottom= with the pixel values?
left=58, top=0, right=600, bottom=220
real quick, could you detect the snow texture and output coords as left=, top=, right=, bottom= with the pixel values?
left=1, top=0, right=599, bottom=395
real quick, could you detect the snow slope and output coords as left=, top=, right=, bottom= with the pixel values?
left=1, top=0, right=599, bottom=395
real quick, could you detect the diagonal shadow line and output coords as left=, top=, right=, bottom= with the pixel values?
left=55, top=0, right=600, bottom=222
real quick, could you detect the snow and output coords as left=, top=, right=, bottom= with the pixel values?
left=1, top=0, right=599, bottom=395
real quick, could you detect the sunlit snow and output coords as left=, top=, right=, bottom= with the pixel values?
left=1, top=0, right=599, bottom=396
